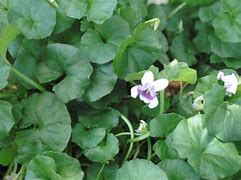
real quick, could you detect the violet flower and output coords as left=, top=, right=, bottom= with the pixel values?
left=217, top=71, right=239, bottom=96
left=131, top=71, right=169, bottom=108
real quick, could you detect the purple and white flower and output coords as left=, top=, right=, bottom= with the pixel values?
left=131, top=71, right=169, bottom=108
left=217, top=71, right=239, bottom=96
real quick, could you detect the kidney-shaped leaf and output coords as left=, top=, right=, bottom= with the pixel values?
left=14, top=92, right=71, bottom=163
left=172, top=114, right=241, bottom=179
left=8, top=0, right=56, bottom=39
left=36, top=43, right=93, bottom=103
left=25, top=152, right=84, bottom=180
left=116, top=159, right=168, bottom=180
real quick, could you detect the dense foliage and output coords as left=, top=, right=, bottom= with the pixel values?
left=1, top=0, right=241, bottom=179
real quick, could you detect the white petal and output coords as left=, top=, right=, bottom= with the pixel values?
left=152, top=79, right=169, bottom=92
left=148, top=97, right=159, bottom=108
left=141, top=71, right=154, bottom=85
left=131, top=85, right=139, bottom=98
left=217, top=71, right=224, bottom=80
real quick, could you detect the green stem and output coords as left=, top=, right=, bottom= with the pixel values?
left=127, top=132, right=150, bottom=143
left=13, top=165, right=25, bottom=180
left=179, top=81, right=183, bottom=98
left=133, top=143, right=140, bottom=159
left=115, top=132, right=139, bottom=137
left=167, top=2, right=187, bottom=20
left=96, top=163, right=106, bottom=180
left=3, top=57, right=46, bottom=92
left=147, top=137, right=152, bottom=160
left=159, top=90, right=165, bottom=115
left=120, top=114, right=134, bottom=163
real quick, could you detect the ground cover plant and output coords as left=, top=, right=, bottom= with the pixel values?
left=1, top=0, right=241, bottom=179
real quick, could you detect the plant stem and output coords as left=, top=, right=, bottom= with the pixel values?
left=159, top=90, right=165, bottom=115
left=115, top=132, right=139, bottom=137
left=127, top=132, right=150, bottom=143
left=0, top=92, right=15, bottom=98
left=96, top=163, right=106, bottom=180
left=120, top=114, right=134, bottom=163
left=167, top=2, right=187, bottom=20
left=133, top=143, right=140, bottom=159
left=13, top=165, right=25, bottom=180
left=3, top=57, right=46, bottom=92
left=147, top=137, right=152, bottom=160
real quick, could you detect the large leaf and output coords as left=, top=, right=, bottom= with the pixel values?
left=8, top=0, right=56, bottom=39
left=150, top=113, right=184, bottom=137
left=180, top=0, right=214, bottom=6
left=212, top=0, right=241, bottom=43
left=0, top=100, right=15, bottom=141
left=84, top=133, right=119, bottom=163
left=36, top=43, right=93, bottom=103
left=116, top=159, right=168, bottom=180
left=160, top=59, right=197, bottom=84
left=14, top=92, right=71, bottom=163
left=113, top=19, right=161, bottom=78
left=84, top=63, right=117, bottom=102
left=0, top=0, right=10, bottom=33
left=159, top=159, right=200, bottom=180
left=25, top=152, right=84, bottom=180
left=79, top=16, right=130, bottom=64
left=172, top=114, right=241, bottom=179
left=203, top=84, right=241, bottom=141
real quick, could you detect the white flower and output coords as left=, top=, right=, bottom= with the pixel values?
left=147, top=0, right=168, bottom=5
left=131, top=71, right=169, bottom=108
left=192, top=96, right=204, bottom=111
left=217, top=71, right=239, bottom=96
left=136, top=120, right=148, bottom=134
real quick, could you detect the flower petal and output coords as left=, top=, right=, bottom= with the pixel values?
left=217, top=71, right=224, bottom=80
left=148, top=97, right=159, bottom=109
left=152, top=79, right=169, bottom=92
left=141, top=71, right=154, bottom=85
left=139, top=92, right=153, bottom=103
left=131, top=85, right=139, bottom=98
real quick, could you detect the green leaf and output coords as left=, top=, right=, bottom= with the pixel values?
left=150, top=113, right=184, bottom=137
left=116, top=159, right=168, bottom=180
left=193, top=74, right=217, bottom=98
left=0, top=145, right=17, bottom=166
left=25, top=152, right=84, bottom=180
left=0, top=0, right=10, bottom=33
left=158, top=159, right=200, bottom=180
left=8, top=0, right=56, bottom=39
left=198, top=2, right=220, bottom=23
left=36, top=43, right=93, bottom=103
left=170, top=33, right=197, bottom=66
left=212, top=0, right=241, bottom=43
left=84, top=133, right=119, bottom=163
left=210, top=54, right=241, bottom=69
left=160, top=59, right=197, bottom=84
left=113, top=19, right=161, bottom=78
left=203, top=84, right=241, bottom=141
left=0, top=57, right=10, bottom=89
left=13, top=39, right=41, bottom=88
left=153, top=137, right=178, bottom=160
left=87, top=0, right=117, bottom=24
left=57, top=0, right=87, bottom=19
left=72, top=123, right=106, bottom=149
left=0, top=100, right=15, bottom=140
left=172, top=114, right=241, bottom=179
left=84, top=63, right=117, bottom=102
left=180, top=0, right=214, bottom=6
left=193, top=22, right=212, bottom=53
left=14, top=92, right=71, bottom=163
left=86, top=163, right=118, bottom=180
left=79, top=16, right=130, bottom=64
left=209, top=34, right=241, bottom=58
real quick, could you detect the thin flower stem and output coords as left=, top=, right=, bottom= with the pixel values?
left=13, top=165, right=25, bottom=180
left=147, top=137, right=152, bottom=160
left=96, top=163, right=106, bottom=180
left=133, top=143, right=140, bottom=159
left=127, top=132, right=150, bottom=143
left=3, top=57, right=46, bottom=92
left=159, top=90, right=165, bottom=115
left=167, top=2, right=187, bottom=20
left=120, top=114, right=134, bottom=163
left=115, top=132, right=139, bottom=137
